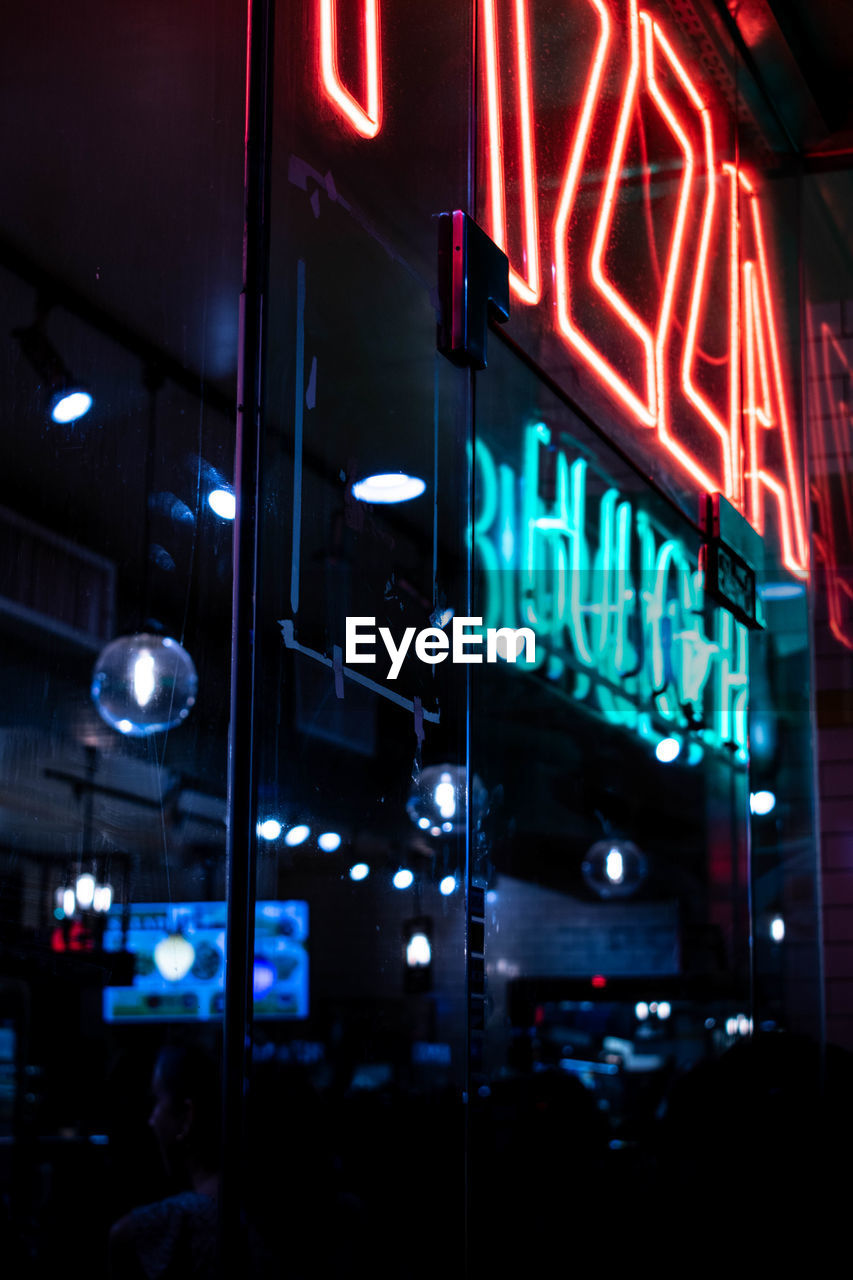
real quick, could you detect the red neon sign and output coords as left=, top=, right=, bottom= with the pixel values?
left=480, top=0, right=542, bottom=304
left=311, top=1, right=808, bottom=575
left=809, top=316, right=853, bottom=648
left=319, top=0, right=382, bottom=138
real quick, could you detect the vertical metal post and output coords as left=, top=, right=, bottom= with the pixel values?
left=221, top=0, right=273, bottom=1268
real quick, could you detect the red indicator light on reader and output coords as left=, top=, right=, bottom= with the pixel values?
left=591, top=975, right=607, bottom=989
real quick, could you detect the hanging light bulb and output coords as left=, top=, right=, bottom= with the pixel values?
left=91, top=633, right=198, bottom=736
left=582, top=839, right=647, bottom=900
left=153, top=931, right=196, bottom=982
left=407, top=765, right=487, bottom=837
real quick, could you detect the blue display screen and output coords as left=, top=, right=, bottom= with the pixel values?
left=102, top=900, right=309, bottom=1022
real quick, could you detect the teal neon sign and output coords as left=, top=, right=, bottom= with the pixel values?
left=472, top=423, right=748, bottom=763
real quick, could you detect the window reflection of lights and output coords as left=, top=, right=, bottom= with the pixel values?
left=750, top=790, right=776, bottom=816
left=430, top=826, right=441, bottom=838
left=406, top=933, right=431, bottom=967
left=75, top=874, right=95, bottom=910
left=393, top=869, right=414, bottom=890
left=770, top=916, right=785, bottom=943
left=737, top=1014, right=751, bottom=1036
left=439, top=875, right=457, bottom=896
left=655, top=736, right=681, bottom=763
left=635, top=1002, right=649, bottom=1020
left=441, top=821, right=453, bottom=834
left=351, top=473, right=426, bottom=504
left=418, top=817, right=430, bottom=830
left=257, top=819, right=282, bottom=841
left=349, top=863, right=370, bottom=881
left=657, top=1001, right=671, bottom=1020
left=209, top=488, right=236, bottom=520
left=284, top=825, right=311, bottom=846
left=63, top=888, right=76, bottom=917
left=318, top=832, right=342, bottom=852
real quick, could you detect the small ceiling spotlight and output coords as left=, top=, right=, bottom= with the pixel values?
left=635, top=1002, right=649, bottom=1021
left=655, top=736, right=681, bottom=764
left=284, top=824, right=311, bottom=847
left=351, top=472, right=426, bottom=504
left=393, top=868, right=414, bottom=890
left=318, top=832, right=342, bottom=852
left=349, top=863, right=370, bottom=881
left=770, top=916, right=785, bottom=943
left=582, top=839, right=647, bottom=900
left=257, top=819, right=282, bottom=841
left=14, top=321, right=93, bottom=424
left=208, top=488, right=236, bottom=520
left=750, top=790, right=776, bottom=816
left=439, top=875, right=457, bottom=896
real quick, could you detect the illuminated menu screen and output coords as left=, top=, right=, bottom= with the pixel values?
left=103, top=901, right=309, bottom=1022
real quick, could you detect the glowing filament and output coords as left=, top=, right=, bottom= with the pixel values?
left=434, top=774, right=456, bottom=819
left=605, top=848, right=624, bottom=884
left=133, top=651, right=156, bottom=708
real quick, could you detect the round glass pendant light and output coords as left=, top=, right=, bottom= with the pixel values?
left=91, top=633, right=198, bottom=736
left=407, top=764, right=487, bottom=837
left=582, top=838, right=647, bottom=900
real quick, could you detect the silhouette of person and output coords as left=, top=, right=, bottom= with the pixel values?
left=109, top=1044, right=220, bottom=1279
